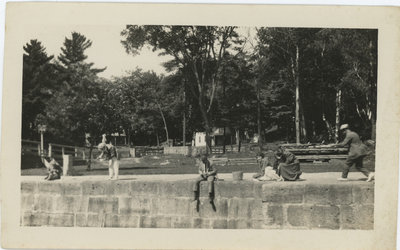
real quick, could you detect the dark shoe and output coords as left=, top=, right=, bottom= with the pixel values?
left=193, top=191, right=199, bottom=201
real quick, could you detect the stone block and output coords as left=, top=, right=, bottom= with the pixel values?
left=251, top=219, right=263, bottom=229
left=48, top=213, right=74, bottom=227
left=171, top=216, right=192, bottom=228
left=36, top=195, right=55, bottom=212
left=262, top=204, right=283, bottom=226
left=139, top=216, right=155, bottom=228
left=158, top=181, right=193, bottom=197
left=304, top=184, right=353, bottom=205
left=118, top=215, right=140, bottom=228
left=23, top=212, right=49, bottom=226
left=199, top=198, right=228, bottom=218
left=154, top=216, right=172, bottom=228
left=55, top=196, right=88, bottom=213
left=287, top=205, right=310, bottom=228
left=193, top=218, right=211, bottom=228
left=130, top=182, right=159, bottom=196
left=21, top=195, right=35, bottom=211
left=262, top=183, right=304, bottom=203
left=38, top=182, right=63, bottom=194
left=139, top=215, right=171, bottom=228
left=228, top=198, right=261, bottom=219
left=113, top=182, right=131, bottom=195
left=215, top=181, right=259, bottom=198
left=227, top=219, right=251, bottom=229
left=309, top=205, right=340, bottom=229
left=75, top=213, right=87, bottom=227
left=88, top=197, right=118, bottom=214
left=211, top=219, right=228, bottom=229
left=82, top=181, right=113, bottom=196
left=340, top=205, right=357, bottom=229
left=354, top=205, right=374, bottom=230
left=87, top=213, right=104, bottom=227
left=353, top=185, right=374, bottom=204
left=61, top=182, right=82, bottom=195
left=21, top=182, right=38, bottom=194
left=104, top=214, right=119, bottom=227
left=119, top=196, right=151, bottom=215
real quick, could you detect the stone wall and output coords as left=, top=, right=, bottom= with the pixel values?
left=21, top=179, right=374, bottom=229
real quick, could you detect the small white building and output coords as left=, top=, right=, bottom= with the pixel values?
left=193, top=132, right=207, bottom=147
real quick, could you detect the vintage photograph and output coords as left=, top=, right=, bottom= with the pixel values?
left=2, top=3, right=400, bottom=250
left=20, top=25, right=376, bottom=229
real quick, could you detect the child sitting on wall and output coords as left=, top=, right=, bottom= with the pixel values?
left=253, top=151, right=282, bottom=181
left=43, top=157, right=62, bottom=181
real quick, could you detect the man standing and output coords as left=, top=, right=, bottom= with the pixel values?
left=336, top=124, right=374, bottom=182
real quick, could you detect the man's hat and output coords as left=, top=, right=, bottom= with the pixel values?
left=339, top=124, right=349, bottom=130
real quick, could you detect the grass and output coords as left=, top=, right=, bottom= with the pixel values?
left=21, top=153, right=375, bottom=176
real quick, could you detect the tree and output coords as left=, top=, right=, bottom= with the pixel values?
left=38, top=33, right=110, bottom=145
left=121, top=25, right=242, bottom=151
left=257, top=28, right=317, bottom=143
left=22, top=39, right=56, bottom=140
left=58, top=32, right=106, bottom=74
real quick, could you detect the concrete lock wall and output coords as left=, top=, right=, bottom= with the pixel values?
left=20, top=180, right=374, bottom=229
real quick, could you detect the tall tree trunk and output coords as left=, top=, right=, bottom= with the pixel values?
left=335, top=89, right=342, bottom=143
left=368, top=38, right=377, bottom=141
left=300, top=101, right=307, bottom=142
left=256, top=79, right=262, bottom=147
left=199, top=97, right=212, bottom=154
left=322, top=112, right=333, bottom=141
left=292, top=45, right=301, bottom=144
left=223, top=126, right=226, bottom=154
left=236, top=129, right=241, bottom=152
left=182, top=89, right=186, bottom=146
left=156, top=102, right=169, bottom=146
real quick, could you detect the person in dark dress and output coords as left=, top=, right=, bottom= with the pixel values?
left=336, top=124, right=374, bottom=182
left=274, top=148, right=302, bottom=181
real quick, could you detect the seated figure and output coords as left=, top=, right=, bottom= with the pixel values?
left=274, top=148, right=302, bottom=181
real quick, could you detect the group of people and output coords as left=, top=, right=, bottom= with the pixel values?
left=42, top=134, right=120, bottom=181
left=192, top=123, right=375, bottom=203
left=43, top=124, right=374, bottom=187
left=252, top=148, right=302, bottom=182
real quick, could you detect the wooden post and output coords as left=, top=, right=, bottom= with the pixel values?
left=62, top=147, right=65, bottom=156
left=74, top=147, right=78, bottom=157
left=48, top=144, right=52, bottom=157
left=37, top=144, right=41, bottom=156
left=62, top=154, right=74, bottom=177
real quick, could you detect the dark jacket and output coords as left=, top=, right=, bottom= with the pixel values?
left=338, top=130, right=369, bottom=159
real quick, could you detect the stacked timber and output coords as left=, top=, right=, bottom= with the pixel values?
left=280, top=143, right=348, bottom=162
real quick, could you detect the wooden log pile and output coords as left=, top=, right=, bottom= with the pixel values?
left=280, top=143, right=348, bottom=162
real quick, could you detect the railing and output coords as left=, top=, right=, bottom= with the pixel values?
left=134, top=146, right=164, bottom=157
left=21, top=140, right=42, bottom=156
left=48, top=143, right=86, bottom=160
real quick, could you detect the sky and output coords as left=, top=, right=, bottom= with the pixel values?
left=21, top=25, right=257, bottom=79
left=22, top=24, right=175, bottom=79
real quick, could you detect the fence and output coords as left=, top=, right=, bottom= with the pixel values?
left=21, top=140, right=42, bottom=156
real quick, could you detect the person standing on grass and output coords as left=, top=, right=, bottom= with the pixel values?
left=97, top=134, right=119, bottom=180
left=336, top=124, right=374, bottom=182
left=193, top=154, right=218, bottom=203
